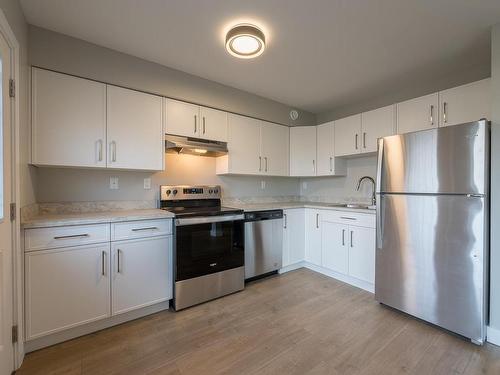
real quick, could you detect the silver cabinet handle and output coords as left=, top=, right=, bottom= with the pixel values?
left=194, top=115, right=197, bottom=134
left=203, top=116, right=206, bottom=134
left=329, top=156, right=333, bottom=172
left=54, top=233, right=89, bottom=240
left=340, top=216, right=356, bottom=220
left=312, top=159, right=315, bottom=172
left=131, top=227, right=158, bottom=232
left=259, top=156, right=262, bottom=171
left=117, top=249, right=122, bottom=273
left=284, top=214, right=287, bottom=229
left=355, top=134, right=358, bottom=150
left=430, top=105, right=434, bottom=125
left=97, top=139, right=103, bottom=162
left=101, top=251, right=106, bottom=276
left=443, top=102, right=448, bottom=124
left=350, top=230, right=354, bottom=248
left=363, top=132, right=366, bottom=149
left=264, top=157, right=268, bottom=172
left=110, top=141, right=116, bottom=162
left=342, top=229, right=345, bottom=246
left=316, top=213, right=319, bottom=228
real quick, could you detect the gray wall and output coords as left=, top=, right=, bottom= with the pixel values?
left=0, top=0, right=35, bottom=207
left=29, top=26, right=315, bottom=127
left=490, top=24, right=500, bottom=336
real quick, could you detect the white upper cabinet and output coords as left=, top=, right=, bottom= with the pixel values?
left=31, top=68, right=107, bottom=168
left=334, top=114, right=362, bottom=157
left=397, top=93, right=439, bottom=134
left=260, top=121, right=289, bottom=176
left=439, top=78, right=491, bottom=127
left=289, top=126, right=317, bottom=177
left=361, top=105, right=396, bottom=152
left=316, top=121, right=346, bottom=176
left=199, top=106, right=228, bottom=142
left=106, top=86, right=164, bottom=171
left=165, top=99, right=199, bottom=138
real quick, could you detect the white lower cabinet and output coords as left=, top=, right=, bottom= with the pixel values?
left=282, top=209, right=305, bottom=267
left=305, top=209, right=322, bottom=266
left=25, top=244, right=111, bottom=340
left=321, top=221, right=348, bottom=274
left=347, top=226, right=376, bottom=284
left=111, top=236, right=173, bottom=315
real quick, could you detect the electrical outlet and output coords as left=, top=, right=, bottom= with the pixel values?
left=109, top=177, right=119, bottom=190
left=144, top=178, right=152, bottom=190
left=261, top=180, right=266, bottom=189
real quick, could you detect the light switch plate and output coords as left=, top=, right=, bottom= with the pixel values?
left=109, top=177, right=119, bottom=190
left=144, top=178, right=152, bottom=190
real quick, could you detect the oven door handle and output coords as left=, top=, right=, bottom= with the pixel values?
left=175, top=214, right=245, bottom=226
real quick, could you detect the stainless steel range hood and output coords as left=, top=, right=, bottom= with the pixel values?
left=165, top=134, right=228, bottom=157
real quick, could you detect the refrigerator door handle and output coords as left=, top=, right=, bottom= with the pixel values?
left=376, top=195, right=383, bottom=249
left=376, top=138, right=384, bottom=193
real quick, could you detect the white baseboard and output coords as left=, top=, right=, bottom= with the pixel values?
left=303, top=262, right=374, bottom=293
left=279, top=261, right=306, bottom=274
left=487, top=326, right=500, bottom=346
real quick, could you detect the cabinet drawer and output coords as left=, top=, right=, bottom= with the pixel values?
left=111, top=219, right=172, bottom=241
left=320, top=210, right=375, bottom=228
left=25, top=224, right=110, bottom=252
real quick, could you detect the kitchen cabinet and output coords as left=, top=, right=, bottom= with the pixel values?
left=166, top=99, right=228, bottom=142
left=107, top=86, right=164, bottom=171
left=347, top=226, right=375, bottom=284
left=316, top=122, right=346, bottom=176
left=305, top=209, right=322, bottom=266
left=282, top=209, right=305, bottom=267
left=334, top=114, right=361, bottom=157
left=31, top=67, right=107, bottom=168
left=289, top=126, right=317, bottom=176
left=361, top=105, right=396, bottom=152
left=321, top=221, right=348, bottom=274
left=25, top=244, right=111, bottom=340
left=111, top=236, right=172, bottom=315
left=439, top=78, right=491, bottom=127
left=217, top=114, right=289, bottom=176
left=397, top=93, right=439, bottom=134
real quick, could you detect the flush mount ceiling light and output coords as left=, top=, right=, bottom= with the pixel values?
left=225, top=24, right=266, bottom=59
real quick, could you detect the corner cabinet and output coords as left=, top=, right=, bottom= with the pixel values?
left=289, top=126, right=317, bottom=177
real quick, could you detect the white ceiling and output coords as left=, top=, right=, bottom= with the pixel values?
left=19, top=0, right=500, bottom=114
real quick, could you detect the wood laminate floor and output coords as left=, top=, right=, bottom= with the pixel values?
left=17, top=268, right=500, bottom=375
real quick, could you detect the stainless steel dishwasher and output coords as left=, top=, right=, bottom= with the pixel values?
left=244, top=210, right=283, bottom=280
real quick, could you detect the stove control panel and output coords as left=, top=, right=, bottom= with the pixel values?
left=160, top=185, right=221, bottom=200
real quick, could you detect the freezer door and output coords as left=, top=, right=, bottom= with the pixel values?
left=377, top=120, right=488, bottom=194
left=375, top=194, right=486, bottom=342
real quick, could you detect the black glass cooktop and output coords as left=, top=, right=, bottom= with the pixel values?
left=161, top=205, right=243, bottom=218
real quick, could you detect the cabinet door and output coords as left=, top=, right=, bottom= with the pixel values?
left=107, top=86, right=163, bottom=170
left=165, top=99, right=200, bottom=137
left=200, top=106, right=228, bottom=141
left=361, top=105, right=395, bottom=153
left=321, top=221, right=348, bottom=274
left=289, top=126, right=317, bottom=176
left=348, top=226, right=375, bottom=284
left=397, top=93, right=439, bottom=134
left=305, top=209, right=322, bottom=266
left=226, top=114, right=262, bottom=174
left=261, top=121, right=289, bottom=176
left=316, top=122, right=334, bottom=175
left=31, top=68, right=106, bottom=168
left=111, top=236, right=173, bottom=315
left=439, top=79, right=491, bottom=127
left=334, top=114, right=361, bottom=156
left=25, top=244, right=111, bottom=340
left=283, top=209, right=305, bottom=267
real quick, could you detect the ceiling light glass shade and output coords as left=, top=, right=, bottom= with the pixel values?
left=225, top=24, right=265, bottom=59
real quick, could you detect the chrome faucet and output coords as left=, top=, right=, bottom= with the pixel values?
left=356, top=176, right=376, bottom=206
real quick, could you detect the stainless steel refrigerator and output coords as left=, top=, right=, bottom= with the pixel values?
left=375, top=120, right=489, bottom=344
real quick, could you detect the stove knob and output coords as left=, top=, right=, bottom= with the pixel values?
left=209, top=189, right=213, bottom=194
left=166, top=190, right=171, bottom=195
left=172, top=189, right=178, bottom=195
left=214, top=189, right=219, bottom=194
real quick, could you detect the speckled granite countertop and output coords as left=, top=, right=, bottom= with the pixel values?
left=22, top=209, right=174, bottom=229
left=224, top=202, right=376, bottom=214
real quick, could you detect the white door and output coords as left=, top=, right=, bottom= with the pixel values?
left=283, top=209, right=305, bottom=266
left=321, top=221, right=348, bottom=274
left=227, top=114, right=261, bottom=175
left=24, top=244, right=111, bottom=340
left=289, top=126, right=316, bottom=176
left=199, top=106, right=227, bottom=141
left=260, top=121, right=289, bottom=176
left=0, top=32, right=13, bottom=374
left=165, top=99, right=199, bottom=137
left=361, top=105, right=395, bottom=153
left=348, top=226, right=375, bottom=284
left=439, top=79, right=491, bottom=127
left=31, top=68, right=106, bottom=168
left=106, top=86, right=163, bottom=170
left=316, top=122, right=334, bottom=176
left=334, top=114, right=361, bottom=156
left=111, top=237, right=172, bottom=315
left=305, top=209, right=321, bottom=266
left=397, top=93, right=439, bottom=134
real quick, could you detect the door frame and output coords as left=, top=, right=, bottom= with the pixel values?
left=0, top=8, right=22, bottom=370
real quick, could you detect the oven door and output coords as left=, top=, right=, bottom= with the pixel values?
left=175, top=215, right=244, bottom=281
